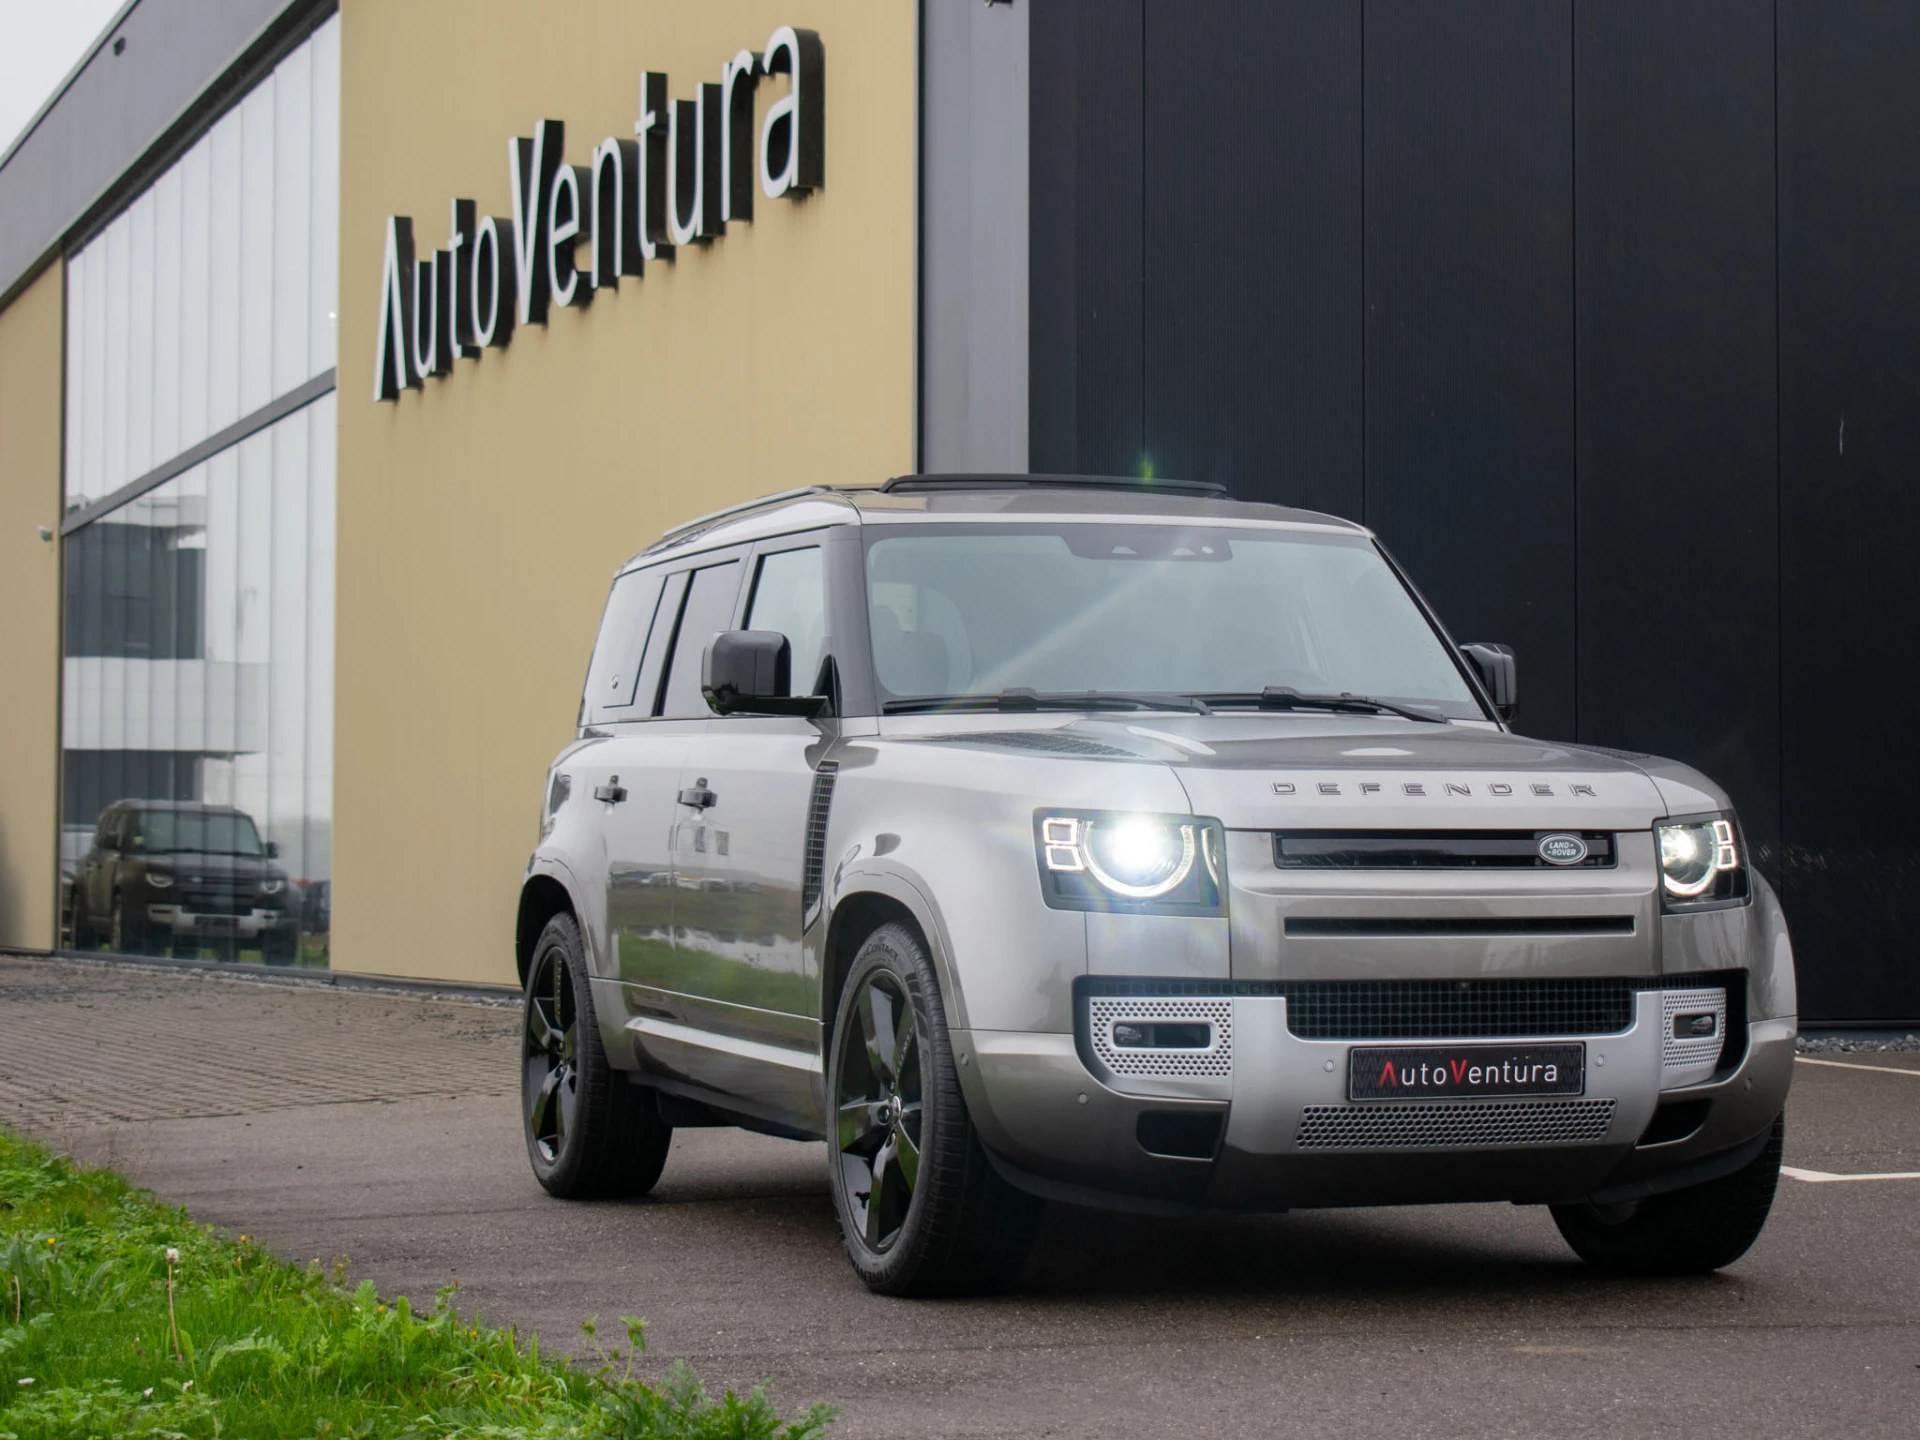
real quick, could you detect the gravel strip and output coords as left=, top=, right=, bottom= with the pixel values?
left=1797, top=1032, right=1920, bottom=1054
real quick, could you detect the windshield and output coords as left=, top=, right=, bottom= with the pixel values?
left=863, top=524, right=1482, bottom=717
left=137, top=810, right=265, bottom=856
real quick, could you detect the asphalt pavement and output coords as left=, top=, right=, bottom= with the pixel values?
left=2, top=953, right=1916, bottom=1439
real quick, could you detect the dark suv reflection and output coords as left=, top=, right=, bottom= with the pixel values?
left=67, top=800, right=300, bottom=962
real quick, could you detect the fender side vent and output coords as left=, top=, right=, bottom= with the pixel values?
left=800, top=761, right=840, bottom=924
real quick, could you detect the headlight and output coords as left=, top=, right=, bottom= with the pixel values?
left=1036, top=811, right=1225, bottom=914
left=1655, top=814, right=1748, bottom=908
left=260, top=879, right=284, bottom=896
left=146, top=873, right=173, bottom=889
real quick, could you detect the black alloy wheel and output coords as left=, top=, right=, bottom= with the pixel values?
left=827, top=922, right=1041, bottom=1296
left=1552, top=1114, right=1784, bottom=1275
left=524, top=943, right=581, bottom=1167
left=520, top=911, right=671, bottom=1199
left=109, top=894, right=141, bottom=954
left=835, top=968, right=924, bottom=1252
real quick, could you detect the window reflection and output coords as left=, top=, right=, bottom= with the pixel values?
left=59, top=396, right=335, bottom=965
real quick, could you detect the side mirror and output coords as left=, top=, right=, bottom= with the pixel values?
left=265, top=840, right=281, bottom=859
left=1460, top=642, right=1518, bottom=725
left=702, top=630, right=827, bottom=717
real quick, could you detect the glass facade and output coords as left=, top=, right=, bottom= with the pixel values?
left=59, top=18, right=338, bottom=966
left=63, top=17, right=339, bottom=514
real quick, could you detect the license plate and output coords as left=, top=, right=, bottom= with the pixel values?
left=1348, top=1043, right=1586, bottom=1101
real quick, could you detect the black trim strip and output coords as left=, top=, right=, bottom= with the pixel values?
left=1285, top=915, right=1635, bottom=938
left=60, top=367, right=336, bottom=535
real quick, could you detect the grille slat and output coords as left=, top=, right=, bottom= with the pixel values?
left=1285, top=916, right=1634, bottom=938
left=1296, top=1099, right=1616, bottom=1150
left=1274, top=830, right=1617, bottom=870
left=799, top=761, right=839, bottom=921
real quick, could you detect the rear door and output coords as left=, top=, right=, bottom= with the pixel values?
left=668, top=536, right=836, bottom=1125
left=598, top=553, right=745, bottom=1078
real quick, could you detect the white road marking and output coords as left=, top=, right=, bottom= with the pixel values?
left=1794, top=1056, right=1920, bottom=1078
left=1782, top=1166, right=1920, bottom=1184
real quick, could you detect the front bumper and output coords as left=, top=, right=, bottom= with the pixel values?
left=146, top=904, right=294, bottom=941
left=955, top=991, right=1794, bottom=1213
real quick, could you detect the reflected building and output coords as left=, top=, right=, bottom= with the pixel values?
left=53, top=17, right=338, bottom=964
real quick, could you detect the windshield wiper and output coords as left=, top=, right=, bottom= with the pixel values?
left=883, top=688, right=1213, bottom=715
left=1193, top=686, right=1446, bottom=724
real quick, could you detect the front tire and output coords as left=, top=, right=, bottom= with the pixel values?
left=522, top=912, right=671, bottom=1199
left=1552, top=1114, right=1784, bottom=1275
left=110, top=894, right=148, bottom=955
left=828, top=922, right=1041, bottom=1296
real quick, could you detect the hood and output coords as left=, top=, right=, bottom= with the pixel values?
left=891, top=715, right=1678, bottom=830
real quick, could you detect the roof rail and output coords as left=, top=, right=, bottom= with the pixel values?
left=651, top=486, right=837, bottom=548
left=879, top=472, right=1229, bottom=498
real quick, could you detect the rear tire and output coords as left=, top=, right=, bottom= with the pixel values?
left=522, top=912, right=671, bottom=1199
left=827, top=921, right=1042, bottom=1296
left=1552, top=1114, right=1784, bottom=1275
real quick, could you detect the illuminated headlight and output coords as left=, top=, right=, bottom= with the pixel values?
left=146, top=873, right=174, bottom=889
left=259, top=879, right=284, bottom=896
left=1036, top=811, right=1225, bottom=914
left=1655, top=814, right=1748, bottom=908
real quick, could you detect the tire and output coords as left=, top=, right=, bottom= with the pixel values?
left=521, top=911, right=671, bottom=1199
left=1552, top=1114, right=1784, bottom=1276
left=827, top=921, right=1042, bottom=1296
left=109, top=893, right=148, bottom=955
left=262, top=927, right=298, bottom=965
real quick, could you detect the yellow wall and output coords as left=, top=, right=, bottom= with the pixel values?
left=0, top=263, right=64, bottom=952
left=334, top=1, right=918, bottom=982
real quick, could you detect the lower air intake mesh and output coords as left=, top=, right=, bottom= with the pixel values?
left=1296, top=1099, right=1617, bottom=1150
left=1284, top=979, right=1635, bottom=1040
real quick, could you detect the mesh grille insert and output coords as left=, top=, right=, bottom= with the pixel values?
left=1283, top=979, right=1636, bottom=1040
left=1296, top=1099, right=1616, bottom=1150
left=1088, top=998, right=1233, bottom=1078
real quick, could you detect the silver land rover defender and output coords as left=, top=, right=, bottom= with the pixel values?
left=516, top=475, right=1794, bottom=1296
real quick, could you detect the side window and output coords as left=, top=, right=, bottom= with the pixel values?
left=745, top=547, right=827, bottom=696
left=633, top=570, right=689, bottom=716
left=658, top=560, right=743, bottom=718
left=581, top=569, right=667, bottom=725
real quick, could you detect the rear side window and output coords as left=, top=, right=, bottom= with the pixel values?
left=581, top=569, right=668, bottom=725
left=658, top=561, right=743, bottom=717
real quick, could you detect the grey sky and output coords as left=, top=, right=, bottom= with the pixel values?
left=0, top=0, right=130, bottom=158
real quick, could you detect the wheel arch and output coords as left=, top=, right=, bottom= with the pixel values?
left=516, top=872, right=579, bottom=989
left=820, top=873, right=965, bottom=1058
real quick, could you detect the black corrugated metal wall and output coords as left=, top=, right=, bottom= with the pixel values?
left=1028, top=0, right=1920, bottom=1022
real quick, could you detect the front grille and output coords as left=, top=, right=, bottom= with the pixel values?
left=1283, top=978, right=1636, bottom=1040
left=1076, top=974, right=1746, bottom=1043
left=1274, top=830, right=1617, bottom=869
left=1088, top=997, right=1233, bottom=1078
left=1295, top=1099, right=1616, bottom=1150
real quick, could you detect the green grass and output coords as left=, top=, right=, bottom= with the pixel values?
left=0, top=1130, right=833, bottom=1440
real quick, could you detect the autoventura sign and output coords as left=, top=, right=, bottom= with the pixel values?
left=372, top=26, right=824, bottom=402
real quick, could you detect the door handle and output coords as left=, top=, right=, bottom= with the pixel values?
left=593, top=776, right=628, bottom=804
left=677, top=778, right=718, bottom=810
